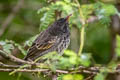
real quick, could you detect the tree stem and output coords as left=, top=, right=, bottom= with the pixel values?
left=74, top=0, right=86, bottom=56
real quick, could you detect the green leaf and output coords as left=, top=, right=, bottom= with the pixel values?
left=79, top=54, right=91, bottom=67
left=24, top=34, right=38, bottom=46
left=5, top=40, right=27, bottom=55
left=58, top=57, right=72, bottom=69
left=15, top=43, right=27, bottom=56
left=37, top=0, right=79, bottom=30
left=0, top=41, right=14, bottom=53
left=116, top=35, right=120, bottom=56
left=63, top=74, right=73, bottom=80
left=73, top=74, right=84, bottom=80
left=57, top=74, right=64, bottom=80
left=102, top=4, right=117, bottom=16
left=69, top=56, right=77, bottom=64
left=3, top=44, right=14, bottom=53
left=94, top=73, right=105, bottom=80
left=62, top=74, right=84, bottom=80
left=64, top=50, right=77, bottom=57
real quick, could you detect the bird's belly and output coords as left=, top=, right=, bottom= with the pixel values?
left=56, top=36, right=70, bottom=54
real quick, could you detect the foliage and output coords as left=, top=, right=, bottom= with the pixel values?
left=38, top=1, right=117, bottom=30
left=94, top=2, right=117, bottom=26
left=37, top=0, right=79, bottom=30
left=34, top=50, right=91, bottom=70
left=0, top=40, right=26, bottom=55
left=0, top=41, right=14, bottom=54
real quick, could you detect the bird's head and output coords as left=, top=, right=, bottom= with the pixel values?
left=56, top=14, right=72, bottom=28
left=49, top=14, right=72, bottom=35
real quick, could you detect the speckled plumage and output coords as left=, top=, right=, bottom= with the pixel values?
left=24, top=15, right=71, bottom=61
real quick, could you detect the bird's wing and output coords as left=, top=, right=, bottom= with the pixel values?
left=24, top=31, right=58, bottom=60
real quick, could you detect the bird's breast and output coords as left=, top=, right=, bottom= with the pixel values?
left=56, top=35, right=70, bottom=54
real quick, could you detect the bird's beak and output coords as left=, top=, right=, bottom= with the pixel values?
left=65, top=14, right=72, bottom=21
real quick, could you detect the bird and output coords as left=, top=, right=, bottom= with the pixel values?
left=24, top=14, right=72, bottom=61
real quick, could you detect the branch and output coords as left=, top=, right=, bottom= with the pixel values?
left=0, top=67, right=97, bottom=74
left=52, top=75, right=58, bottom=80
left=0, top=50, right=40, bottom=65
left=0, top=64, right=119, bottom=75
left=0, top=50, right=112, bottom=75
left=0, top=60, right=98, bottom=74
left=0, top=50, right=98, bottom=74
left=84, top=74, right=96, bottom=80
left=0, top=68, right=49, bottom=73
left=0, top=53, right=120, bottom=76
left=0, top=48, right=119, bottom=76
left=0, top=61, right=98, bottom=74
left=0, top=62, right=20, bottom=68
left=0, top=0, right=24, bottom=37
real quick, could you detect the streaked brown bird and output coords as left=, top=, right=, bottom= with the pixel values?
left=24, top=14, right=72, bottom=61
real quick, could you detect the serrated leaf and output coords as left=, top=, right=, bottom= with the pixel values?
left=5, top=40, right=27, bottom=55
left=3, top=44, right=14, bottom=53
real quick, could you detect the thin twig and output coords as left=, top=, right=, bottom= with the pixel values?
left=0, top=0, right=24, bottom=37
left=0, top=67, right=119, bottom=74
left=84, top=74, right=96, bottom=80
left=0, top=62, right=20, bottom=68
left=0, top=50, right=33, bottom=64
left=74, top=0, right=86, bottom=56
left=52, top=75, right=58, bottom=80
left=0, top=68, right=49, bottom=73
left=0, top=50, right=53, bottom=69
left=0, top=50, right=42, bottom=66
left=0, top=62, right=98, bottom=74
left=0, top=68, right=69, bottom=74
